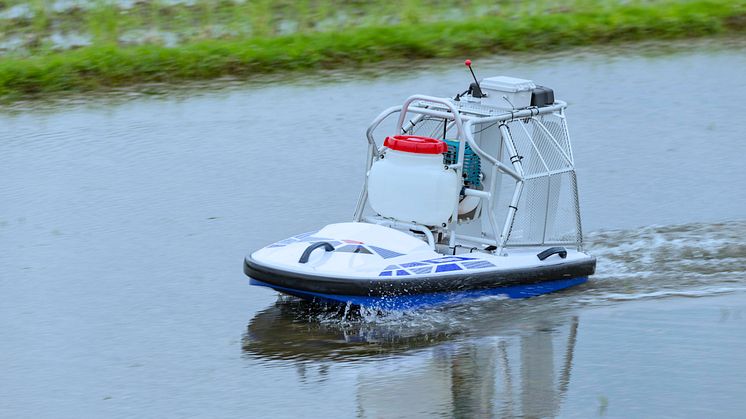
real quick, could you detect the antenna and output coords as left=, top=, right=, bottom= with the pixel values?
left=464, top=59, right=485, bottom=98
left=465, top=59, right=480, bottom=87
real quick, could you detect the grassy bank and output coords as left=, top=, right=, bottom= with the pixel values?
left=0, top=0, right=745, bottom=98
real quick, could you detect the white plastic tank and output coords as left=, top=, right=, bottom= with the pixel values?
left=367, top=135, right=460, bottom=226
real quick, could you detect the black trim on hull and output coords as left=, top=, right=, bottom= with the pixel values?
left=244, top=256, right=596, bottom=297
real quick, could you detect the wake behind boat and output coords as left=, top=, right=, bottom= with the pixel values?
left=244, top=61, right=596, bottom=309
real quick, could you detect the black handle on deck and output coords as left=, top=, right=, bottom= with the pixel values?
left=298, top=242, right=335, bottom=263
left=537, top=246, right=567, bottom=261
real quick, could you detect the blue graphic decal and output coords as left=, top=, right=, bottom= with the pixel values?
left=378, top=257, right=498, bottom=276
left=423, top=256, right=477, bottom=264
left=400, top=261, right=428, bottom=267
left=435, top=263, right=463, bottom=273
left=369, top=245, right=405, bottom=259
left=336, top=245, right=373, bottom=254
left=270, top=232, right=406, bottom=264
left=462, top=260, right=496, bottom=269
left=269, top=230, right=340, bottom=248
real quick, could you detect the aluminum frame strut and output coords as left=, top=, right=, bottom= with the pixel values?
left=354, top=97, right=580, bottom=254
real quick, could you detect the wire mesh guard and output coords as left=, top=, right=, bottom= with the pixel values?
left=402, top=111, right=582, bottom=249
left=496, top=113, right=582, bottom=248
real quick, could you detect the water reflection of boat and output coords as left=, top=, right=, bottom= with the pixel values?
left=243, top=299, right=457, bottom=361
left=244, top=298, right=580, bottom=417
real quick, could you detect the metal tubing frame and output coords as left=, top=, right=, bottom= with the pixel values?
left=396, top=95, right=468, bottom=248
left=363, top=216, right=436, bottom=249
left=454, top=233, right=578, bottom=248
left=354, top=98, right=578, bottom=253
left=354, top=105, right=402, bottom=222
left=495, top=123, right=526, bottom=254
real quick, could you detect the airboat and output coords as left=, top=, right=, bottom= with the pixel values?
left=244, top=61, right=596, bottom=309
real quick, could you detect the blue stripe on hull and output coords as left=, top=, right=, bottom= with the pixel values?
left=250, top=277, right=588, bottom=310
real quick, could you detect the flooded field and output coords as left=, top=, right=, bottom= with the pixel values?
left=0, top=0, right=720, bottom=54
left=2, top=41, right=746, bottom=417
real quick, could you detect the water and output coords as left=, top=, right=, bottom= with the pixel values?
left=2, top=41, right=746, bottom=417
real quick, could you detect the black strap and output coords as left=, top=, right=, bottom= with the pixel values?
left=298, top=242, right=335, bottom=263
left=537, top=246, right=567, bottom=261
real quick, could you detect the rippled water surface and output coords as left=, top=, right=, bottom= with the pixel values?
left=2, top=41, right=746, bottom=418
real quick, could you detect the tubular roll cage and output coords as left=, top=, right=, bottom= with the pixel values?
left=353, top=95, right=578, bottom=255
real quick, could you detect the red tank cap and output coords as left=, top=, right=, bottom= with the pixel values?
left=383, top=135, right=448, bottom=154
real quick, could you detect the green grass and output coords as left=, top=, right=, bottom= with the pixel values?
left=0, top=0, right=744, bottom=97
